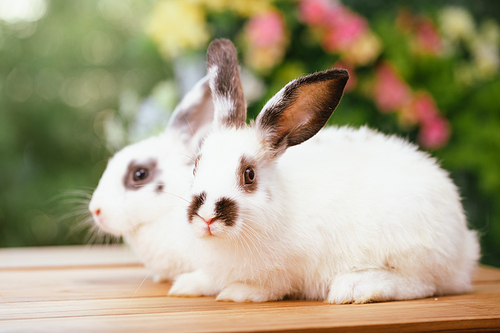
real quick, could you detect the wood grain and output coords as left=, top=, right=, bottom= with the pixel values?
left=0, top=245, right=499, bottom=333
left=0, top=245, right=140, bottom=269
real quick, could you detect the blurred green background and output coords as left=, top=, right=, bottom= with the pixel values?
left=1, top=0, right=499, bottom=267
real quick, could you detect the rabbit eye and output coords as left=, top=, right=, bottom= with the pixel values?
left=124, top=159, right=157, bottom=190
left=133, top=168, right=149, bottom=182
left=244, top=167, right=255, bottom=185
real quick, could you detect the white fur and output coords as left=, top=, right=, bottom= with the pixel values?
left=89, top=134, right=196, bottom=281
left=89, top=76, right=213, bottom=281
left=173, top=125, right=479, bottom=303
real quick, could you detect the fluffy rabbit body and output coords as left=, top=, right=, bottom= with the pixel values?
left=169, top=39, right=479, bottom=303
left=89, top=76, right=213, bottom=281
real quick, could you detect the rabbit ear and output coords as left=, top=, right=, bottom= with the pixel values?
left=206, top=39, right=246, bottom=129
left=166, top=75, right=214, bottom=147
left=256, top=69, right=349, bottom=151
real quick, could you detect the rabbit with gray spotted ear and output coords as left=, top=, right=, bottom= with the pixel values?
left=168, top=39, right=479, bottom=303
left=89, top=76, right=213, bottom=282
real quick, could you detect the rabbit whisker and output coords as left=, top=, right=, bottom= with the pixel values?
left=129, top=266, right=157, bottom=305
left=131, top=185, right=190, bottom=204
left=175, top=151, right=196, bottom=163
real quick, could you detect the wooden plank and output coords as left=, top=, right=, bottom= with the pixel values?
left=1, top=282, right=499, bottom=321
left=1, top=259, right=495, bottom=303
left=1, top=293, right=499, bottom=333
left=0, top=245, right=499, bottom=332
left=0, top=245, right=140, bottom=269
left=0, top=266, right=168, bottom=303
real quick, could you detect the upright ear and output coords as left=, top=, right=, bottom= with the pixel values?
left=256, top=69, right=349, bottom=151
left=166, top=75, right=214, bottom=148
left=206, top=39, right=246, bottom=129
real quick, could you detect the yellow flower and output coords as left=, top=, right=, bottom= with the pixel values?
left=245, top=44, right=286, bottom=73
left=472, top=38, right=499, bottom=77
left=191, top=0, right=273, bottom=16
left=343, top=31, right=381, bottom=66
left=439, top=7, right=475, bottom=43
left=146, top=0, right=209, bottom=59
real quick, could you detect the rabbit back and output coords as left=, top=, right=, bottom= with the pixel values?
left=279, top=126, right=479, bottom=298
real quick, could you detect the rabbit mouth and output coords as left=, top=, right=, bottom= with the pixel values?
left=93, top=217, right=121, bottom=236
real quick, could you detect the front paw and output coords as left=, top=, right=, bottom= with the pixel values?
left=216, top=283, right=276, bottom=302
left=168, top=270, right=219, bottom=297
left=327, top=272, right=384, bottom=305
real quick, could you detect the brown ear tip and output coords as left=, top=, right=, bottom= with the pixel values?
left=207, top=39, right=236, bottom=55
left=328, top=68, right=349, bottom=80
left=338, top=68, right=349, bottom=77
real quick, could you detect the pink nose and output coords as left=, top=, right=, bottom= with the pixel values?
left=204, top=217, right=214, bottom=225
left=94, top=208, right=101, bottom=217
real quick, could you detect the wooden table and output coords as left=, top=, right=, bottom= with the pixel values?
left=1, top=245, right=499, bottom=332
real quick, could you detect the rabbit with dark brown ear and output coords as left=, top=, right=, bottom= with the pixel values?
left=89, top=76, right=213, bottom=282
left=168, top=39, right=479, bottom=303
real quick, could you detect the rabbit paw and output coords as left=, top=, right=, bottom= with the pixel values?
left=216, top=283, right=275, bottom=302
left=327, top=271, right=386, bottom=305
left=168, top=270, right=219, bottom=297
left=328, top=270, right=437, bottom=304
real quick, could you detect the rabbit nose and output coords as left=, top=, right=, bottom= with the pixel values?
left=199, top=215, right=215, bottom=225
left=204, top=217, right=215, bottom=225
left=93, top=208, right=101, bottom=217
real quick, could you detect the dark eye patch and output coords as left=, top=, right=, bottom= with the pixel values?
left=237, top=156, right=258, bottom=193
left=123, top=159, right=160, bottom=190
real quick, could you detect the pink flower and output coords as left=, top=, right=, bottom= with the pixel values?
left=416, top=19, right=442, bottom=54
left=246, top=11, right=285, bottom=48
left=412, top=92, right=439, bottom=122
left=322, top=7, right=367, bottom=52
left=418, top=116, right=450, bottom=149
left=374, top=63, right=412, bottom=113
left=299, top=0, right=332, bottom=26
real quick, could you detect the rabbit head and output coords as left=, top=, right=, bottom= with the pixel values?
left=89, top=76, right=213, bottom=238
left=187, top=39, right=348, bottom=240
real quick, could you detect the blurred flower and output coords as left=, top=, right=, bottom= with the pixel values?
left=243, top=10, right=288, bottom=72
left=299, top=0, right=380, bottom=66
left=398, top=92, right=450, bottom=148
left=399, top=104, right=419, bottom=127
left=299, top=0, right=332, bottom=26
left=412, top=91, right=439, bottom=123
left=373, top=63, right=411, bottom=113
left=418, top=115, right=450, bottom=149
left=472, top=21, right=500, bottom=78
left=146, top=0, right=209, bottom=59
left=439, top=6, right=475, bottom=43
left=472, top=39, right=500, bottom=77
left=481, top=20, right=500, bottom=45
left=343, top=31, right=381, bottom=65
left=246, top=10, right=285, bottom=47
left=193, top=0, right=274, bottom=17
left=322, top=7, right=367, bottom=53
left=416, top=19, right=443, bottom=54
left=397, top=9, right=443, bottom=56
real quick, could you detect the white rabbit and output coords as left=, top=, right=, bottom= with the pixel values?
left=168, top=39, right=480, bottom=303
left=89, top=76, right=213, bottom=282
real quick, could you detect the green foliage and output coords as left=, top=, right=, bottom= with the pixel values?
left=0, top=1, right=165, bottom=246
